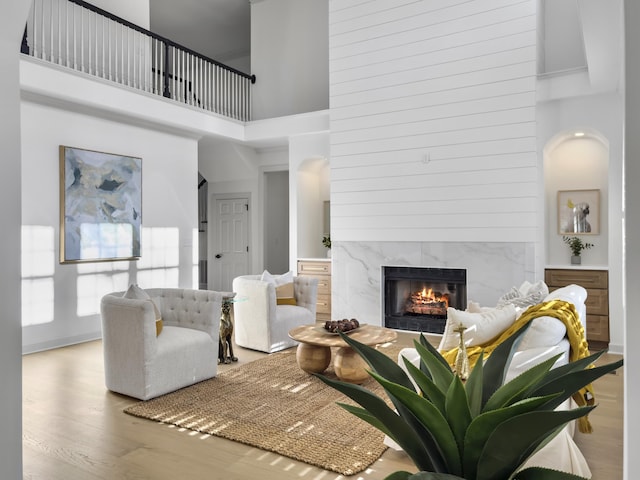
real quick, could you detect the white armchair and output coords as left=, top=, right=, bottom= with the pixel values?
left=100, top=287, right=222, bottom=400
left=232, top=275, right=318, bottom=353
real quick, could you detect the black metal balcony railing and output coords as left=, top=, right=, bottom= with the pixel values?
left=22, top=0, right=255, bottom=121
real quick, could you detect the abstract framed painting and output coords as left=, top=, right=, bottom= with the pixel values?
left=557, top=189, right=600, bottom=235
left=59, top=146, right=142, bottom=263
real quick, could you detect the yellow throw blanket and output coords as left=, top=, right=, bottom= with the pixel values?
left=441, top=300, right=595, bottom=433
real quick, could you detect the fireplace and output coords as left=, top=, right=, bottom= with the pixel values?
left=382, top=266, right=467, bottom=334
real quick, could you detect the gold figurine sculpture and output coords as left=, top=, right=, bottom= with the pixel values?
left=454, top=323, right=470, bottom=381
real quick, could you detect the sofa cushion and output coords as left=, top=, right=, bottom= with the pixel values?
left=438, top=304, right=517, bottom=351
left=517, top=315, right=567, bottom=351
left=543, top=284, right=588, bottom=328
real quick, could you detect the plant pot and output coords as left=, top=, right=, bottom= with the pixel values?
left=326, top=248, right=331, bottom=258
left=571, top=255, right=581, bottom=265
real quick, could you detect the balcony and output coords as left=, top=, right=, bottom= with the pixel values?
left=22, top=0, right=255, bottom=122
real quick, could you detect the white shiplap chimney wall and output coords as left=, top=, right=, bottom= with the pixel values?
left=328, top=0, right=540, bottom=321
left=329, top=0, right=538, bottom=243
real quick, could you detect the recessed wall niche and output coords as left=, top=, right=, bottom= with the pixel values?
left=296, top=156, right=329, bottom=259
left=544, top=131, right=609, bottom=266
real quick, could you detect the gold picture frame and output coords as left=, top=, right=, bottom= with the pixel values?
left=60, top=145, right=142, bottom=263
left=557, top=189, right=600, bottom=235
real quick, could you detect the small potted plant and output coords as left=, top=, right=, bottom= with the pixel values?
left=562, top=235, right=594, bottom=265
left=322, top=235, right=331, bottom=258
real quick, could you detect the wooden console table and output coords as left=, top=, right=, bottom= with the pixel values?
left=297, top=259, right=331, bottom=321
left=545, top=268, right=609, bottom=349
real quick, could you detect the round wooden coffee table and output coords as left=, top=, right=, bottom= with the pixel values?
left=288, top=324, right=397, bottom=384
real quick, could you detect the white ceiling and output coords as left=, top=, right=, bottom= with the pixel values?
left=149, top=0, right=250, bottom=64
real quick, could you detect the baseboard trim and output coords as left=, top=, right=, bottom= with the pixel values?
left=22, top=332, right=102, bottom=355
left=607, top=342, right=624, bottom=356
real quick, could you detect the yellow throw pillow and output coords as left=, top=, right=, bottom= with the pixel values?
left=277, top=297, right=297, bottom=306
left=155, top=319, right=164, bottom=336
left=275, top=282, right=296, bottom=306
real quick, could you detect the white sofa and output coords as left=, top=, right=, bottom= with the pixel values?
left=232, top=274, right=318, bottom=353
left=101, top=287, right=222, bottom=400
left=389, top=283, right=592, bottom=477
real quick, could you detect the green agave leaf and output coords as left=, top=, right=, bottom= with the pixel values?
left=513, top=466, right=589, bottom=479
left=445, top=375, right=472, bottom=457
left=419, top=333, right=452, bottom=372
left=464, top=350, right=484, bottom=418
left=402, top=357, right=447, bottom=414
left=384, top=473, right=467, bottom=480
left=369, top=371, right=462, bottom=476
left=531, top=359, right=623, bottom=411
left=408, top=473, right=467, bottom=480
left=483, top=354, right=562, bottom=412
left=462, top=395, right=561, bottom=479
left=475, top=406, right=595, bottom=480
left=339, top=332, right=416, bottom=391
left=338, top=403, right=393, bottom=438
left=527, top=349, right=607, bottom=392
left=384, top=472, right=414, bottom=480
left=413, top=340, right=455, bottom=393
left=482, top=321, right=533, bottom=406
left=314, top=373, right=437, bottom=473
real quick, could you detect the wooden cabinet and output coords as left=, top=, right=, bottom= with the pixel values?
left=544, top=268, right=609, bottom=347
left=297, top=259, right=331, bottom=321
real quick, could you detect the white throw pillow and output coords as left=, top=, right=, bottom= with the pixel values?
left=260, top=270, right=293, bottom=286
left=496, top=281, right=549, bottom=311
left=517, top=315, right=567, bottom=350
left=123, top=284, right=163, bottom=335
left=438, top=304, right=518, bottom=351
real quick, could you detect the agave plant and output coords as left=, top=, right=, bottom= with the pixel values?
left=316, top=322, right=623, bottom=480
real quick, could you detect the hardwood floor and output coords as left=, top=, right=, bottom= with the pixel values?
left=22, top=332, right=623, bottom=479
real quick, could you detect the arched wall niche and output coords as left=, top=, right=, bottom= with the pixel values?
left=543, top=128, right=609, bottom=266
left=296, top=156, right=329, bottom=259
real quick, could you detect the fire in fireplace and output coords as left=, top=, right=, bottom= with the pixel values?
left=382, top=266, right=467, bottom=334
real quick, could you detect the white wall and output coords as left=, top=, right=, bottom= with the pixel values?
left=199, top=139, right=289, bottom=276
left=91, top=0, right=150, bottom=28
left=329, top=0, right=539, bottom=244
left=625, top=2, right=640, bottom=477
left=21, top=101, right=199, bottom=353
left=537, top=91, right=624, bottom=353
left=264, top=171, right=289, bottom=273
left=288, top=132, right=330, bottom=266
left=251, top=0, right=329, bottom=120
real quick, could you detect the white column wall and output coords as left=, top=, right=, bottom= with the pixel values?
left=1, top=1, right=32, bottom=477
left=624, top=2, right=639, bottom=477
left=329, top=0, right=539, bottom=244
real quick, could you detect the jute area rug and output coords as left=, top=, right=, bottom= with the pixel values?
left=124, top=343, right=403, bottom=476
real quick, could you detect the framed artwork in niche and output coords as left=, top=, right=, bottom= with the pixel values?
left=557, top=189, right=600, bottom=235
left=59, top=145, right=142, bottom=263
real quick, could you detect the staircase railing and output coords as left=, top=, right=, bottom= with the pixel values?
left=22, top=0, right=255, bottom=121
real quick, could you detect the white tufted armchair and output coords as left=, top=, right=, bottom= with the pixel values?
left=100, top=288, right=222, bottom=400
left=232, top=275, right=318, bottom=353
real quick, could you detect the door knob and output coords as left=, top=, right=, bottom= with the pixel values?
left=215, top=254, right=222, bottom=259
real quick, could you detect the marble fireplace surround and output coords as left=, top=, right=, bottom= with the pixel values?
left=331, top=241, right=536, bottom=328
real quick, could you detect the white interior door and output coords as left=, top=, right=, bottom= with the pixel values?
left=211, top=197, right=249, bottom=291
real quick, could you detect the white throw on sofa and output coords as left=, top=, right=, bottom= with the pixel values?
left=389, top=282, right=592, bottom=477
left=232, top=273, right=318, bottom=353
left=100, top=287, right=223, bottom=400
